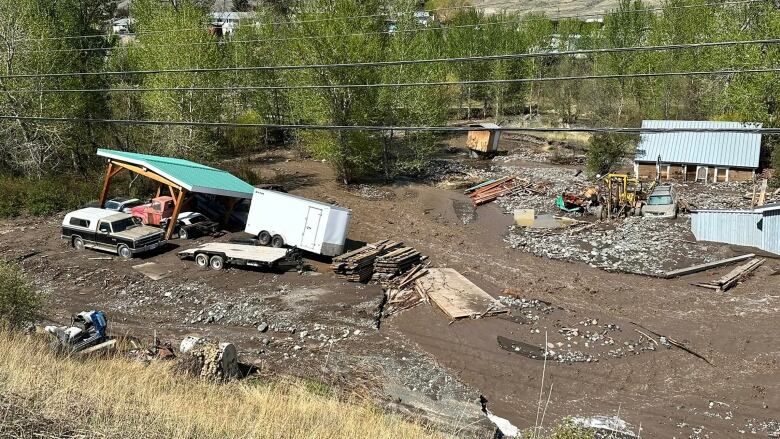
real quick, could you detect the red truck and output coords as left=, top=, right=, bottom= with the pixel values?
left=131, top=196, right=175, bottom=226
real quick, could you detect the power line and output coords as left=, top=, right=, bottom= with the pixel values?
left=6, top=67, right=779, bottom=93
left=14, top=0, right=766, bottom=52
left=2, top=38, right=777, bottom=80
left=0, top=115, right=775, bottom=133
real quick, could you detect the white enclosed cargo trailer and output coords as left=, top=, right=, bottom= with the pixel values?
left=245, top=189, right=351, bottom=256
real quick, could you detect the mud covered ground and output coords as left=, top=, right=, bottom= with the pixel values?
left=3, top=137, right=780, bottom=438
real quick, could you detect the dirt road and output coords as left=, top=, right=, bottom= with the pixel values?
left=3, top=148, right=779, bottom=437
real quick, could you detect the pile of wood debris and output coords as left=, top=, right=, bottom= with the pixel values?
left=331, top=239, right=424, bottom=282
left=465, top=176, right=546, bottom=206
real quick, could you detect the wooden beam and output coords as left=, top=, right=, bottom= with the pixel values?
left=98, top=162, right=114, bottom=208
left=155, top=185, right=162, bottom=198
left=664, top=253, right=756, bottom=279
left=109, top=160, right=181, bottom=191
left=165, top=188, right=187, bottom=240
left=167, top=185, right=177, bottom=199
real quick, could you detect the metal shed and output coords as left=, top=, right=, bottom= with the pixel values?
left=466, top=123, right=501, bottom=156
left=691, top=203, right=780, bottom=256
left=96, top=149, right=255, bottom=239
left=634, top=120, right=761, bottom=182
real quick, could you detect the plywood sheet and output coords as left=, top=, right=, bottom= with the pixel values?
left=416, top=268, right=507, bottom=320
left=132, top=262, right=172, bottom=280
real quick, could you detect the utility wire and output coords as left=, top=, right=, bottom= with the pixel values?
left=6, top=67, right=779, bottom=93
left=2, top=38, right=777, bottom=80
left=0, top=115, right=774, bottom=133
left=13, top=0, right=766, bottom=51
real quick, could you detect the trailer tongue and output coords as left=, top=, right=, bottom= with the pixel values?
left=178, top=243, right=302, bottom=272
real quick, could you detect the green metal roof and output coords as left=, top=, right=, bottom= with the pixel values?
left=97, top=149, right=255, bottom=199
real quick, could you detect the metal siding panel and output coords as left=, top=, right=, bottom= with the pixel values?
left=691, top=211, right=763, bottom=247
left=635, top=120, right=761, bottom=168
left=761, top=211, right=780, bottom=255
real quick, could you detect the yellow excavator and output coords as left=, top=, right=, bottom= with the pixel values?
left=598, top=173, right=655, bottom=219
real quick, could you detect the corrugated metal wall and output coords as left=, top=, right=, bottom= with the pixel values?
left=691, top=211, right=763, bottom=248
left=761, top=210, right=780, bottom=255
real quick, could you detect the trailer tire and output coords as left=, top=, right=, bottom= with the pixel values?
left=72, top=236, right=85, bottom=251
left=271, top=235, right=285, bottom=248
left=209, top=255, right=225, bottom=270
left=195, top=253, right=209, bottom=268
left=258, top=231, right=271, bottom=246
left=117, top=244, right=133, bottom=260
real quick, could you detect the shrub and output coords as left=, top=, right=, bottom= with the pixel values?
left=586, top=134, right=631, bottom=176
left=0, top=176, right=95, bottom=218
left=0, top=260, right=42, bottom=329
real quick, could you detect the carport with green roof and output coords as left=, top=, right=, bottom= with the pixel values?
left=96, top=148, right=255, bottom=239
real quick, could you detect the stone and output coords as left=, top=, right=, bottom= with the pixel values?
left=257, top=322, right=269, bottom=333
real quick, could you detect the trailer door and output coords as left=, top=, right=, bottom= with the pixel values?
left=301, top=207, right=323, bottom=250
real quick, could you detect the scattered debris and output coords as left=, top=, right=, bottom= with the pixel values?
left=179, top=336, right=240, bottom=381
left=479, top=395, right=519, bottom=438
left=693, top=258, right=765, bottom=292
left=665, top=253, right=756, bottom=278
left=570, top=415, right=638, bottom=438
left=415, top=268, right=507, bottom=321
left=631, top=322, right=712, bottom=365
left=468, top=176, right=521, bottom=206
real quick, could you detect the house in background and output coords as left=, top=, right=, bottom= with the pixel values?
left=634, top=120, right=762, bottom=182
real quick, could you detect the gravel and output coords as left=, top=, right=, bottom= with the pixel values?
left=504, top=216, right=734, bottom=276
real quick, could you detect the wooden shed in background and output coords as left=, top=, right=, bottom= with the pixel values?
left=466, top=123, right=501, bottom=157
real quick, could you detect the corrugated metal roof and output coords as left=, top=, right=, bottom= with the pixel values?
left=97, top=149, right=255, bottom=199
left=634, top=120, right=761, bottom=168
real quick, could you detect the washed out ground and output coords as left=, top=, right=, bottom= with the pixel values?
left=2, top=135, right=779, bottom=438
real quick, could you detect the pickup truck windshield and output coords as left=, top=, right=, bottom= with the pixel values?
left=111, top=217, right=140, bottom=232
left=647, top=195, right=673, bottom=205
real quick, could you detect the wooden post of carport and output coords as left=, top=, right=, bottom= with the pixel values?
left=165, top=187, right=188, bottom=240
left=98, top=162, right=124, bottom=208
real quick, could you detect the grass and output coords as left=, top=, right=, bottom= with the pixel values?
left=0, top=332, right=442, bottom=439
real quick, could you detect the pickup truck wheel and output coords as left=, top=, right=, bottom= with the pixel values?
left=195, top=253, right=209, bottom=268
left=271, top=235, right=285, bottom=248
left=258, top=231, right=271, bottom=246
left=72, top=236, right=84, bottom=251
left=117, top=244, right=132, bottom=260
left=178, top=227, right=189, bottom=240
left=209, top=255, right=224, bottom=270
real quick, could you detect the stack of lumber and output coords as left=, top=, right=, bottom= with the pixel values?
left=468, top=176, right=519, bottom=205
left=693, top=258, right=765, bottom=292
left=332, top=239, right=402, bottom=282
left=374, top=246, right=422, bottom=275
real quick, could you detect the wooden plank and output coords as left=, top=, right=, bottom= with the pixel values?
left=415, top=268, right=507, bottom=320
left=664, top=253, right=756, bottom=278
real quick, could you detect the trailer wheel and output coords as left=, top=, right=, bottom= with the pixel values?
left=117, top=244, right=133, bottom=260
left=258, top=231, right=271, bottom=246
left=195, top=253, right=209, bottom=268
left=271, top=235, right=285, bottom=248
left=72, top=236, right=85, bottom=251
left=209, top=255, right=225, bottom=270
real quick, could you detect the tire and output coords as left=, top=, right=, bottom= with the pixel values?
left=72, top=236, right=85, bottom=251
left=271, top=234, right=285, bottom=248
left=195, top=253, right=209, bottom=268
left=117, top=244, right=132, bottom=260
left=257, top=231, right=271, bottom=246
left=178, top=227, right=189, bottom=240
left=209, top=255, right=224, bottom=271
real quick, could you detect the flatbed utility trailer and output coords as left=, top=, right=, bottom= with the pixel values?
left=178, top=243, right=302, bottom=271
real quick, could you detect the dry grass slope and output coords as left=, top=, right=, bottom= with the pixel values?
left=0, top=333, right=442, bottom=439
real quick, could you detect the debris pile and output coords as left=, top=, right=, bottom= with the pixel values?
left=179, top=336, right=240, bottom=381
left=331, top=239, right=402, bottom=282
left=466, top=176, right=521, bottom=205
left=505, top=216, right=733, bottom=276
left=693, top=258, right=765, bottom=292
left=382, top=265, right=430, bottom=318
